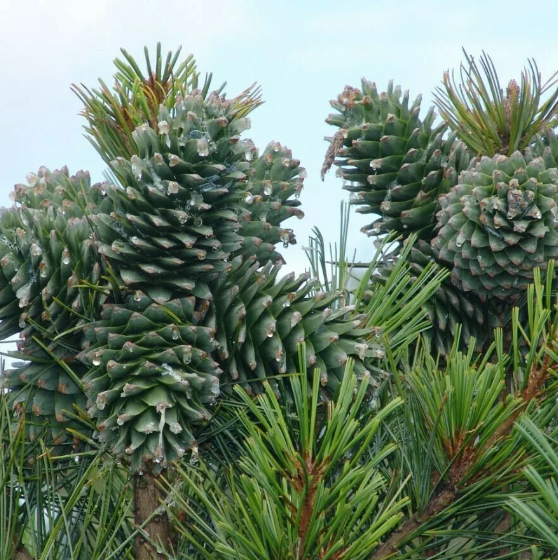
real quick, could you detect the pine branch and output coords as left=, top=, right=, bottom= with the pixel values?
left=13, top=546, right=33, bottom=560
left=371, top=486, right=456, bottom=559
left=433, top=49, right=558, bottom=156
left=134, top=472, right=171, bottom=560
left=477, top=350, right=552, bottom=459
left=296, top=457, right=322, bottom=555
left=372, top=319, right=557, bottom=560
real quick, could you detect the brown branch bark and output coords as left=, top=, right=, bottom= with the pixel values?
left=371, top=487, right=456, bottom=559
left=14, top=546, right=33, bottom=560
left=134, top=472, right=171, bottom=560
left=293, top=456, right=324, bottom=558
left=12, top=530, right=34, bottom=560
left=298, top=476, right=318, bottom=551
left=485, top=510, right=513, bottom=558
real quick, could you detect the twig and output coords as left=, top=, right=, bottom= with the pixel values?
left=372, top=324, right=557, bottom=559
left=14, top=546, right=33, bottom=560
left=371, top=487, right=456, bottom=559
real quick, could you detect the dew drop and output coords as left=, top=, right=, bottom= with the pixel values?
left=30, top=243, right=42, bottom=257
left=355, top=343, right=367, bottom=360
left=371, top=348, right=385, bottom=359
left=197, top=139, right=209, bottom=157
left=26, top=172, right=39, bottom=186
left=131, top=156, right=142, bottom=180
left=158, top=120, right=170, bottom=135
left=371, top=327, right=382, bottom=338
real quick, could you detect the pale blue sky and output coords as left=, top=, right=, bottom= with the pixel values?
left=1, top=0, right=558, bottom=274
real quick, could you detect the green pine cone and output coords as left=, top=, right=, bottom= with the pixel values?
left=405, top=240, right=500, bottom=354
left=242, top=141, right=305, bottom=262
left=323, top=80, right=471, bottom=238
left=79, top=291, right=220, bottom=471
left=5, top=341, right=89, bottom=448
left=432, top=148, right=558, bottom=301
left=0, top=168, right=107, bottom=339
left=212, top=256, right=380, bottom=396
left=0, top=167, right=111, bottom=445
left=77, top=256, right=380, bottom=471
left=93, top=90, right=306, bottom=299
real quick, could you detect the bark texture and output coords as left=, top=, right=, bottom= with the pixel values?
left=134, top=472, right=171, bottom=560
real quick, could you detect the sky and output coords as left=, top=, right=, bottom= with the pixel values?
left=1, top=0, right=558, bottom=276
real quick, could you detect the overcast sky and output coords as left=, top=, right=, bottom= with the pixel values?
left=1, top=0, right=558, bottom=275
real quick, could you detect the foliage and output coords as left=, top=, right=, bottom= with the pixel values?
left=4, top=42, right=558, bottom=560
left=166, top=358, right=407, bottom=560
left=0, top=392, right=135, bottom=560
left=2, top=44, right=375, bottom=474
left=434, top=50, right=558, bottom=157
left=507, top=418, right=558, bottom=555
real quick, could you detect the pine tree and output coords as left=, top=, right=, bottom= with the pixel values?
left=3, top=44, right=558, bottom=560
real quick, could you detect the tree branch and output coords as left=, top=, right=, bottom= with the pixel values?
left=134, top=472, right=171, bottom=560
left=371, top=487, right=456, bottom=559
left=14, top=546, right=33, bottom=560
left=372, top=328, right=555, bottom=559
